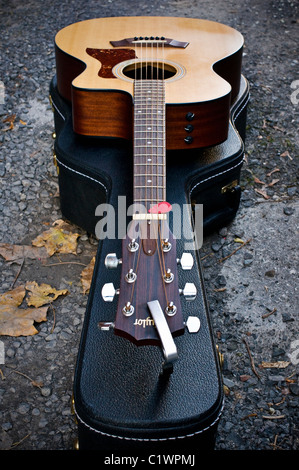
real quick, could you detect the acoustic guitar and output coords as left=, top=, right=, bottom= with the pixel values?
left=55, top=16, right=243, bottom=149
left=54, top=17, right=244, bottom=372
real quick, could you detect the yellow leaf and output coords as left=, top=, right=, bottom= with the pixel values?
left=25, top=281, right=68, bottom=307
left=259, top=361, right=290, bottom=369
left=234, top=237, right=245, bottom=244
left=0, top=285, right=25, bottom=307
left=80, top=257, right=95, bottom=294
left=0, top=286, right=49, bottom=336
left=32, top=219, right=80, bottom=256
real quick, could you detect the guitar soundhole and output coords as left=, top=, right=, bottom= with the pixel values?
left=113, top=59, right=185, bottom=82
left=122, top=61, right=177, bottom=80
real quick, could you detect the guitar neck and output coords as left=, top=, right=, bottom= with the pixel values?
left=133, top=79, right=166, bottom=218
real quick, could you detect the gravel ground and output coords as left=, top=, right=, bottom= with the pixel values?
left=0, top=0, right=298, bottom=454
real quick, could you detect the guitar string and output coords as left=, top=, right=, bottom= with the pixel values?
left=128, top=42, right=141, bottom=307
left=130, top=38, right=169, bottom=309
left=155, top=39, right=170, bottom=307
left=128, top=40, right=143, bottom=308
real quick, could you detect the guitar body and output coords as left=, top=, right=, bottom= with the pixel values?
left=55, top=16, right=243, bottom=148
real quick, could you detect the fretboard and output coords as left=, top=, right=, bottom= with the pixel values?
left=133, top=80, right=166, bottom=219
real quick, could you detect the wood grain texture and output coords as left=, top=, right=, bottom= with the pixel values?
left=114, top=223, right=184, bottom=345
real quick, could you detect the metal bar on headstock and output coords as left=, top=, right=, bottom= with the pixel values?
left=147, top=300, right=178, bottom=373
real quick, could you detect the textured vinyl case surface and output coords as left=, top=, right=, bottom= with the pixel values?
left=48, top=74, right=249, bottom=452
left=49, top=75, right=249, bottom=237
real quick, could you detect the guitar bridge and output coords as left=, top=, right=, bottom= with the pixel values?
left=110, top=37, right=189, bottom=48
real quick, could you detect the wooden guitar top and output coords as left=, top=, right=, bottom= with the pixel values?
left=55, top=16, right=244, bottom=149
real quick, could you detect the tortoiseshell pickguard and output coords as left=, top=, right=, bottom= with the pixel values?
left=86, top=48, right=136, bottom=78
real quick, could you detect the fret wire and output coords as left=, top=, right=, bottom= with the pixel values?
left=133, top=78, right=166, bottom=210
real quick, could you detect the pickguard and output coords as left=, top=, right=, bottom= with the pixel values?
left=86, top=48, right=136, bottom=78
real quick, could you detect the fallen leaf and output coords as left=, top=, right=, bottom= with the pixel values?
left=2, top=114, right=16, bottom=131
left=259, top=361, right=290, bottom=369
left=80, top=257, right=95, bottom=294
left=234, top=237, right=245, bottom=244
left=281, top=150, right=292, bottom=160
left=255, top=188, right=270, bottom=199
left=25, top=281, right=68, bottom=307
left=240, top=374, right=251, bottom=382
left=267, top=178, right=280, bottom=187
left=0, top=285, right=25, bottom=307
left=32, top=219, right=80, bottom=256
left=262, top=415, right=285, bottom=420
left=0, top=243, right=48, bottom=262
left=267, top=168, right=280, bottom=177
left=0, top=286, right=49, bottom=336
left=254, top=176, right=265, bottom=185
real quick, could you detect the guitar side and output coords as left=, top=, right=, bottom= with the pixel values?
left=55, top=16, right=243, bottom=149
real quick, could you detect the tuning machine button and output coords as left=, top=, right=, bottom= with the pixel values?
left=98, top=321, right=114, bottom=331
left=185, top=316, right=201, bottom=333
left=177, top=252, right=194, bottom=270
left=104, top=253, right=122, bottom=269
left=180, top=282, right=197, bottom=301
left=101, top=283, right=119, bottom=302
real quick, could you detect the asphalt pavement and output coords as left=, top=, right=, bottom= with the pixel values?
left=0, top=0, right=298, bottom=455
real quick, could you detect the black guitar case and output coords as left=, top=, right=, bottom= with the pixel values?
left=48, top=75, right=249, bottom=452
left=49, top=75, right=249, bottom=237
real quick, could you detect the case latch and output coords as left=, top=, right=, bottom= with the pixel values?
left=221, top=179, right=239, bottom=194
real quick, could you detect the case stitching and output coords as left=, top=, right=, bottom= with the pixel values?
left=232, top=93, right=250, bottom=121
left=73, top=399, right=224, bottom=442
left=189, top=156, right=245, bottom=197
left=55, top=156, right=108, bottom=193
left=51, top=98, right=66, bottom=121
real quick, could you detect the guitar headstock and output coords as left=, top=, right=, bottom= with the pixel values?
left=114, top=219, right=184, bottom=345
left=100, top=217, right=200, bottom=372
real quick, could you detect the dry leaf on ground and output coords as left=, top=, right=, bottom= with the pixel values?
left=0, top=286, right=49, bottom=336
left=25, top=281, right=68, bottom=307
left=80, top=257, right=95, bottom=294
left=259, top=361, right=290, bottom=369
left=0, top=243, right=48, bottom=262
left=31, top=219, right=80, bottom=256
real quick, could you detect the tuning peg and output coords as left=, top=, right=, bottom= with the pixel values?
left=177, top=252, right=194, bottom=270
left=180, top=282, right=197, bottom=301
left=101, top=282, right=119, bottom=302
left=185, top=316, right=201, bottom=333
left=104, top=253, right=122, bottom=269
left=98, top=321, right=114, bottom=331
